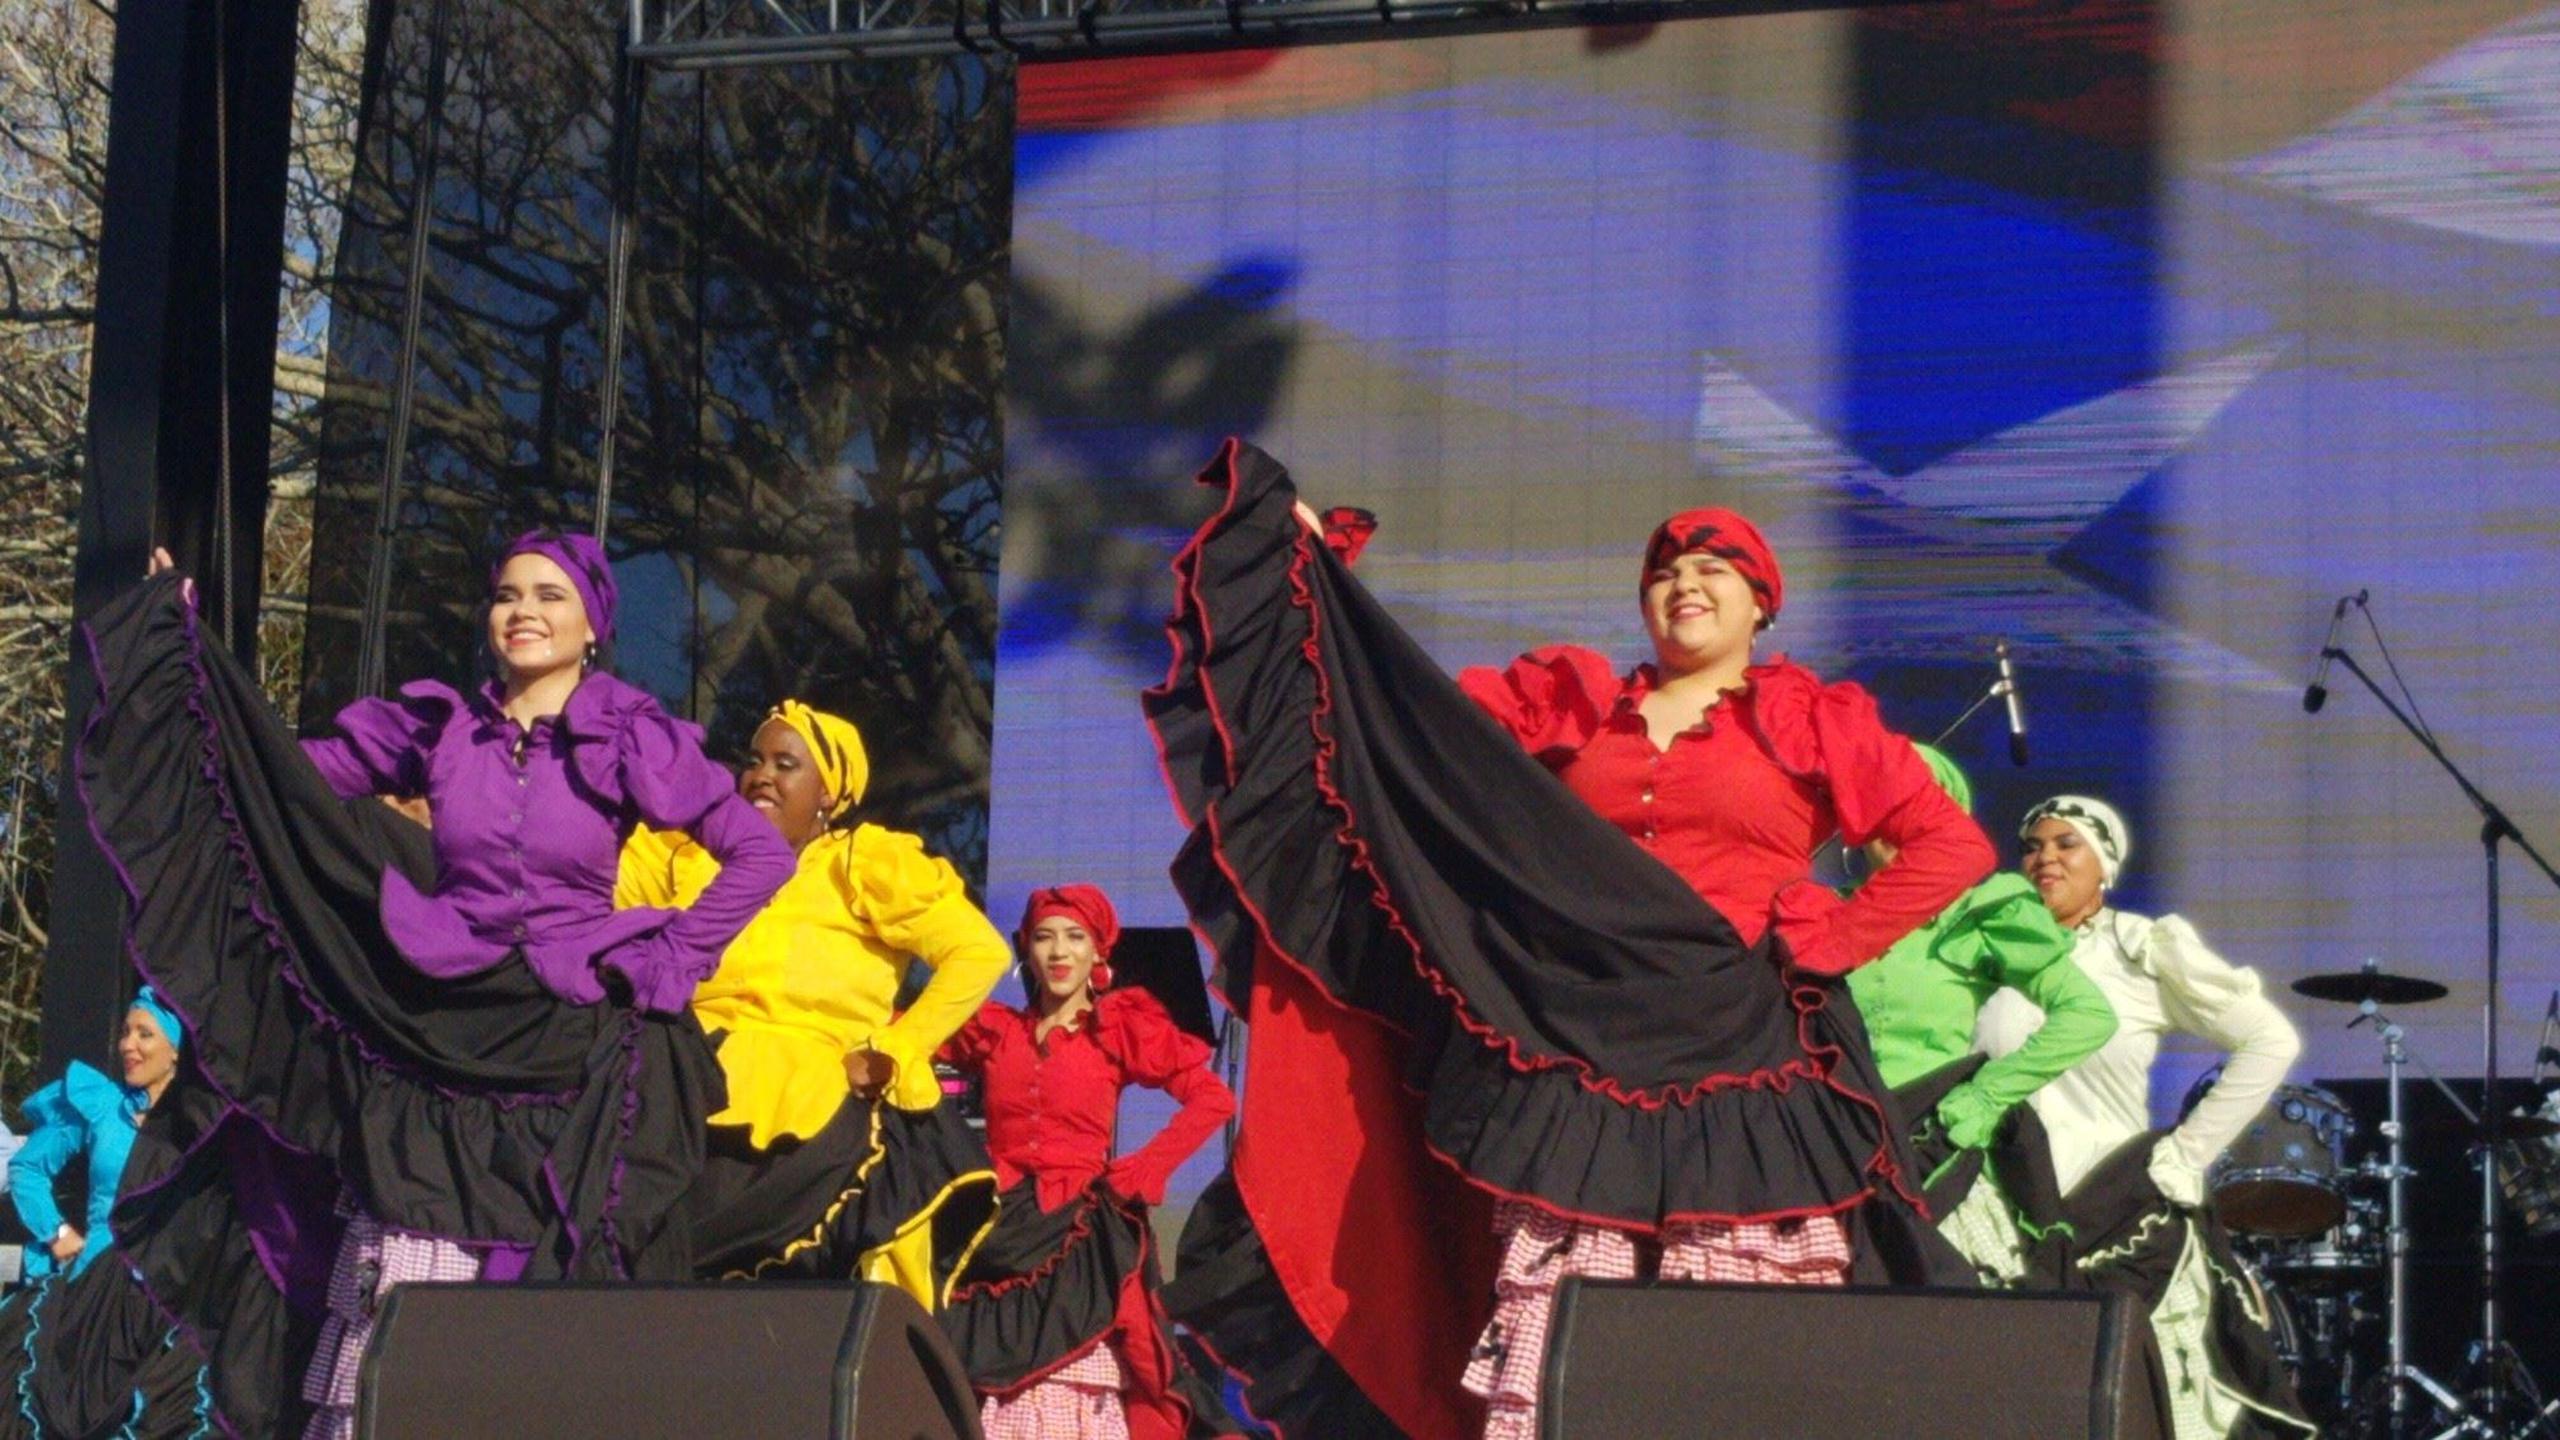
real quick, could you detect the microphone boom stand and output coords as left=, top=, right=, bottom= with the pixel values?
left=2319, top=645, right=2560, bottom=1436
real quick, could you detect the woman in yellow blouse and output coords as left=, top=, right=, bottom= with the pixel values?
left=618, top=699, right=1008, bottom=1303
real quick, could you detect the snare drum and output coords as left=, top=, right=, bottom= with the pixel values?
left=2186, top=1073, right=2357, bottom=1237
left=2256, top=1200, right=2382, bottom=1293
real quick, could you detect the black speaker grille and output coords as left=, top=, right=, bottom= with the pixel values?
left=1541, top=1281, right=2149, bottom=1440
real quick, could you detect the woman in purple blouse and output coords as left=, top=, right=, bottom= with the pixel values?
left=80, top=534, right=791, bottom=1437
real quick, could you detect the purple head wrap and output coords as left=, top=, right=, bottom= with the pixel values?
left=493, top=529, right=618, bottom=647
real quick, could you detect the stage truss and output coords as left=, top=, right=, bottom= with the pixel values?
left=625, top=0, right=1811, bottom=65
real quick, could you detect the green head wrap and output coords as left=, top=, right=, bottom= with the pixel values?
left=1911, top=742, right=1972, bottom=815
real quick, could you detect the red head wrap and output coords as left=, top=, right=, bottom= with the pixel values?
left=1019, top=884, right=1120, bottom=991
left=1320, top=507, right=1379, bottom=566
left=1639, top=507, right=1783, bottom=625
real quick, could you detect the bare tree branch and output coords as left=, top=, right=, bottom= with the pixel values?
left=0, top=0, right=365, bottom=1095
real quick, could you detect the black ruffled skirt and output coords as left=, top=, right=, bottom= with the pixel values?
left=941, top=1181, right=1236, bottom=1437
left=0, top=1257, right=213, bottom=1440
left=1141, top=441, right=1951, bottom=1437
left=1166, top=1172, right=1400, bottom=1440
left=942, top=1182, right=1137, bottom=1394
left=1146, top=440, right=1930, bottom=1234
left=685, top=1079, right=998, bottom=1295
left=77, top=576, right=722, bottom=1435
left=2066, top=1131, right=2317, bottom=1437
left=1895, top=1053, right=2073, bottom=1287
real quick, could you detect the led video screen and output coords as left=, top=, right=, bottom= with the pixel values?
left=993, top=6, right=2560, bottom=1194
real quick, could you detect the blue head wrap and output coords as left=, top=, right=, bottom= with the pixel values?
left=129, top=987, right=185, bottom=1052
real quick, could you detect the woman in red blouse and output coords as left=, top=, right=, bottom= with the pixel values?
left=1446, top=509, right=1991, bottom=1436
left=1148, top=441, right=1992, bottom=1440
left=937, top=885, right=1239, bottom=1440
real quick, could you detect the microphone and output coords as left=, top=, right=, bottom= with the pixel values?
left=1995, top=640, right=2028, bottom=767
left=2302, top=590, right=2366, bottom=714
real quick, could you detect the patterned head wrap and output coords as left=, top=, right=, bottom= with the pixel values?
left=494, top=529, right=619, bottom=648
left=1320, top=507, right=1379, bottom=566
left=1640, top=508, right=1783, bottom=626
left=764, top=700, right=869, bottom=818
left=1019, top=885, right=1121, bottom=990
left=128, top=986, right=185, bottom=1053
left=2021, top=794, right=2130, bottom=886
left=1912, top=742, right=1973, bottom=816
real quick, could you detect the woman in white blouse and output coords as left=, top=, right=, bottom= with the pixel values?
left=1978, top=795, right=2314, bottom=1440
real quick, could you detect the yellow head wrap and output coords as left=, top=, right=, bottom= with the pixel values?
left=766, top=699, right=869, bottom=818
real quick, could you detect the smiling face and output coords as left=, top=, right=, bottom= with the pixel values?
left=486, top=552, right=595, bottom=684
left=1025, top=917, right=1101, bottom=1006
left=738, top=718, right=832, bottom=851
left=2021, top=817, right=2108, bottom=928
left=119, top=1008, right=178, bottom=1098
left=1641, top=550, right=1764, bottom=677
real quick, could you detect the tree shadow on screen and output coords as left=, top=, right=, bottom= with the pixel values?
left=1001, top=253, right=1301, bottom=661
left=301, top=5, right=1012, bottom=875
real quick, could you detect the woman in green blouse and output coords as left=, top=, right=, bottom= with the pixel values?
left=1846, top=744, right=2118, bottom=1285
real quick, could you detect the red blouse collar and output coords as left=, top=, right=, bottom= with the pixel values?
left=1607, top=656, right=1795, bottom=733
left=1007, top=996, right=1100, bottom=1049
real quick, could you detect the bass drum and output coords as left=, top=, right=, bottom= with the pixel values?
left=2184, top=1069, right=2356, bottom=1237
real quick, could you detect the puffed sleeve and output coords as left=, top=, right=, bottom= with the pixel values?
left=587, top=690, right=794, bottom=1014
left=1933, top=876, right=2117, bottom=1149
left=843, top=826, right=1012, bottom=1112
left=299, top=680, right=460, bottom=800
left=1454, top=645, right=1621, bottom=761
left=8, top=1082, right=82, bottom=1246
left=1098, top=990, right=1235, bottom=1207
left=936, top=1002, right=1013, bottom=1074
left=2148, top=915, right=2301, bottom=1202
left=10, top=1063, right=132, bottom=1277
left=1756, top=672, right=1995, bottom=975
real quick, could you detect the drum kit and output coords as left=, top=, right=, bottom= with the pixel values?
left=2189, top=963, right=2560, bottom=1439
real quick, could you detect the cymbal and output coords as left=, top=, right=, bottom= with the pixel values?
left=2292, top=969, right=2449, bottom=1005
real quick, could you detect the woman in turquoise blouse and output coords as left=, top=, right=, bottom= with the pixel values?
left=0, top=990, right=216, bottom=1438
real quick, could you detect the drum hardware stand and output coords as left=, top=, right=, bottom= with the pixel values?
left=2315, top=622, right=2560, bottom=1437
left=2344, top=1002, right=2554, bottom=1440
left=2350, top=1002, right=2466, bottom=1440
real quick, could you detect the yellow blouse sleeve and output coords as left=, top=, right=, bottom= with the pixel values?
left=844, top=825, right=1013, bottom=1111
left=615, top=823, right=688, bottom=909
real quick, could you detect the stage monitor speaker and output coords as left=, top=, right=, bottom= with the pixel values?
left=358, top=1281, right=981, bottom=1440
left=1541, top=1280, right=2158, bottom=1440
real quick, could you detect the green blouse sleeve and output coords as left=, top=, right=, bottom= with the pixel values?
left=1935, top=876, right=2117, bottom=1148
